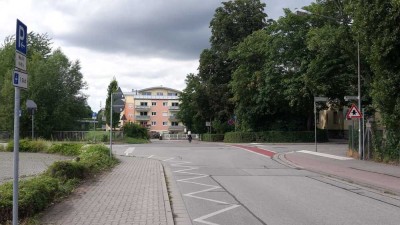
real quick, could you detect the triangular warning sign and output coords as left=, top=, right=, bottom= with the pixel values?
left=346, top=104, right=362, bottom=119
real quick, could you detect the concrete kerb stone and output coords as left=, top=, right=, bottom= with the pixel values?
left=162, top=161, right=193, bottom=225
left=159, top=160, right=175, bottom=225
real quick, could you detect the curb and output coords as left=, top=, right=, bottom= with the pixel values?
left=159, top=161, right=175, bottom=225
left=162, top=161, right=193, bottom=225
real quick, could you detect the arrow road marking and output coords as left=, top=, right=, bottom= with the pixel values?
left=124, top=147, right=135, bottom=156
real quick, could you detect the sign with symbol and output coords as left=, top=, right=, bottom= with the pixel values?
left=113, top=99, right=125, bottom=113
left=13, top=70, right=28, bottom=89
left=346, top=104, right=362, bottom=119
left=16, top=19, right=27, bottom=55
left=92, top=112, right=97, bottom=119
left=15, top=52, right=26, bottom=71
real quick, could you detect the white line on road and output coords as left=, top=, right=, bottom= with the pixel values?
left=297, top=150, right=353, bottom=160
left=124, top=147, right=135, bottom=156
left=193, top=204, right=241, bottom=225
left=147, top=155, right=154, bottom=158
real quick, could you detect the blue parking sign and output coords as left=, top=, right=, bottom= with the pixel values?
left=16, top=19, right=27, bottom=55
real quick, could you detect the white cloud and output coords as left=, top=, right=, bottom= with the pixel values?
left=0, top=0, right=315, bottom=113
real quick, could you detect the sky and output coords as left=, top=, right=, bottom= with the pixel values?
left=0, top=0, right=315, bottom=112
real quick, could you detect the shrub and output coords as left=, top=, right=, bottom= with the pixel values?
left=47, top=161, right=88, bottom=181
left=47, top=143, right=83, bottom=156
left=201, top=134, right=225, bottom=142
left=80, top=144, right=117, bottom=173
left=0, top=144, right=5, bottom=152
left=123, top=123, right=149, bottom=139
left=224, top=130, right=328, bottom=143
left=6, top=139, right=49, bottom=152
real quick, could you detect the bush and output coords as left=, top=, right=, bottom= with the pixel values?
left=47, top=143, right=83, bottom=156
left=6, top=139, right=49, bottom=152
left=0, top=144, right=5, bottom=152
left=224, top=130, right=328, bottom=143
left=0, top=143, right=119, bottom=224
left=47, top=161, right=88, bottom=181
left=201, top=134, right=225, bottom=142
left=123, top=123, right=149, bottom=139
left=80, top=144, right=117, bottom=173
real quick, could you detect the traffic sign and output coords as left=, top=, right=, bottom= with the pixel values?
left=92, top=112, right=97, bottom=119
left=13, top=70, right=28, bottom=89
left=346, top=104, right=362, bottom=119
left=113, top=99, right=125, bottom=113
left=16, top=19, right=27, bottom=55
left=15, top=52, right=26, bottom=71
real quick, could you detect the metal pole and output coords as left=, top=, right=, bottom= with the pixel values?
left=357, top=41, right=362, bottom=160
left=109, top=93, right=113, bottom=158
left=314, top=101, right=317, bottom=152
left=13, top=87, right=20, bottom=225
left=32, top=110, right=34, bottom=140
left=362, top=108, right=365, bottom=160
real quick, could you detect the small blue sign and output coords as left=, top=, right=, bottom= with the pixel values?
left=13, top=72, right=19, bottom=85
left=92, top=112, right=97, bottom=119
left=16, top=19, right=27, bottom=55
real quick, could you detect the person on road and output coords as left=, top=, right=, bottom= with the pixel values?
left=188, top=130, right=192, bottom=143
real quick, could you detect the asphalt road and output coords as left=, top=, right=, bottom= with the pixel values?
left=112, top=140, right=400, bottom=225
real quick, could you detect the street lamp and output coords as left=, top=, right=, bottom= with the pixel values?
left=110, top=87, right=125, bottom=157
left=297, top=9, right=362, bottom=159
left=314, top=97, right=328, bottom=152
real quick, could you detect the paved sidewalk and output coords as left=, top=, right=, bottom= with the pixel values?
left=283, top=146, right=400, bottom=195
left=40, top=157, right=174, bottom=225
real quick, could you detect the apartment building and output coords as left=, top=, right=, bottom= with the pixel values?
left=123, top=86, right=184, bottom=134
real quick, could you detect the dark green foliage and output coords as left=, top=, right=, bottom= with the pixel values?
left=79, top=145, right=118, bottom=173
left=123, top=123, right=149, bottom=139
left=6, top=139, right=49, bottom=152
left=47, top=161, right=87, bottom=181
left=105, top=78, right=120, bottom=129
left=0, top=143, right=118, bottom=223
left=224, top=130, right=328, bottom=143
left=46, top=143, right=83, bottom=156
left=201, top=134, right=225, bottom=142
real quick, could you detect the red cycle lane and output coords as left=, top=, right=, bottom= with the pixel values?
left=232, top=144, right=276, bottom=158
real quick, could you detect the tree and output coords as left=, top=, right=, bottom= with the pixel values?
left=197, top=0, right=267, bottom=129
left=105, top=78, right=120, bottom=130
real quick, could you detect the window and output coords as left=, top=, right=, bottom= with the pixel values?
left=140, top=122, right=148, bottom=127
left=163, top=121, right=168, bottom=126
left=162, top=112, right=168, bottom=116
left=140, top=102, right=148, bottom=106
left=152, top=102, right=156, bottom=106
left=140, top=112, right=148, bottom=116
left=171, top=122, right=179, bottom=126
left=172, top=102, right=179, bottom=106
left=142, top=92, right=151, bottom=95
left=168, top=92, right=177, bottom=96
left=163, top=102, right=168, bottom=106
left=151, top=112, right=156, bottom=116
left=157, top=92, right=164, bottom=96
left=151, top=121, right=156, bottom=126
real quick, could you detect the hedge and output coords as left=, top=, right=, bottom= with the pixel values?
left=201, top=134, right=225, bottom=142
left=224, top=130, right=328, bottom=143
left=0, top=144, right=118, bottom=224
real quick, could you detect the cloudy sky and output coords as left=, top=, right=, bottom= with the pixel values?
left=0, top=0, right=314, bottom=112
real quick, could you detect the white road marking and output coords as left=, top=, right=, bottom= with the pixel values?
left=124, top=147, right=135, bottom=156
left=193, top=204, right=241, bottom=225
left=147, top=155, right=154, bottom=158
left=170, top=160, right=240, bottom=225
left=297, top=150, right=353, bottom=160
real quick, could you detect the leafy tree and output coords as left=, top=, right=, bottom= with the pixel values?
left=197, top=0, right=267, bottom=129
left=105, top=78, right=120, bottom=130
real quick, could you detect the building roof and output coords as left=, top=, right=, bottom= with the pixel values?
left=137, top=86, right=181, bottom=93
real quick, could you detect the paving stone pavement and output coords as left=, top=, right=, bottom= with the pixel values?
left=40, top=157, right=174, bottom=225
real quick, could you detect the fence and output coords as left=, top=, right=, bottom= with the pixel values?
left=162, top=134, right=198, bottom=140
left=51, top=131, right=124, bottom=141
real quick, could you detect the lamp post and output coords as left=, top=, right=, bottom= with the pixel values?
left=314, top=97, right=328, bottom=152
left=297, top=9, right=362, bottom=159
left=109, top=87, right=125, bottom=157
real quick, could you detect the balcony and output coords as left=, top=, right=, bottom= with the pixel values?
left=169, top=116, right=178, bottom=121
left=169, top=106, right=180, bottom=111
left=135, top=105, right=150, bottom=111
left=168, top=125, right=184, bottom=131
left=135, top=115, right=150, bottom=121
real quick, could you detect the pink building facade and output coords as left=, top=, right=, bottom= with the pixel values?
left=123, top=87, right=184, bottom=134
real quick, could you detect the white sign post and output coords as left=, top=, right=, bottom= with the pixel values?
left=13, top=19, right=28, bottom=225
